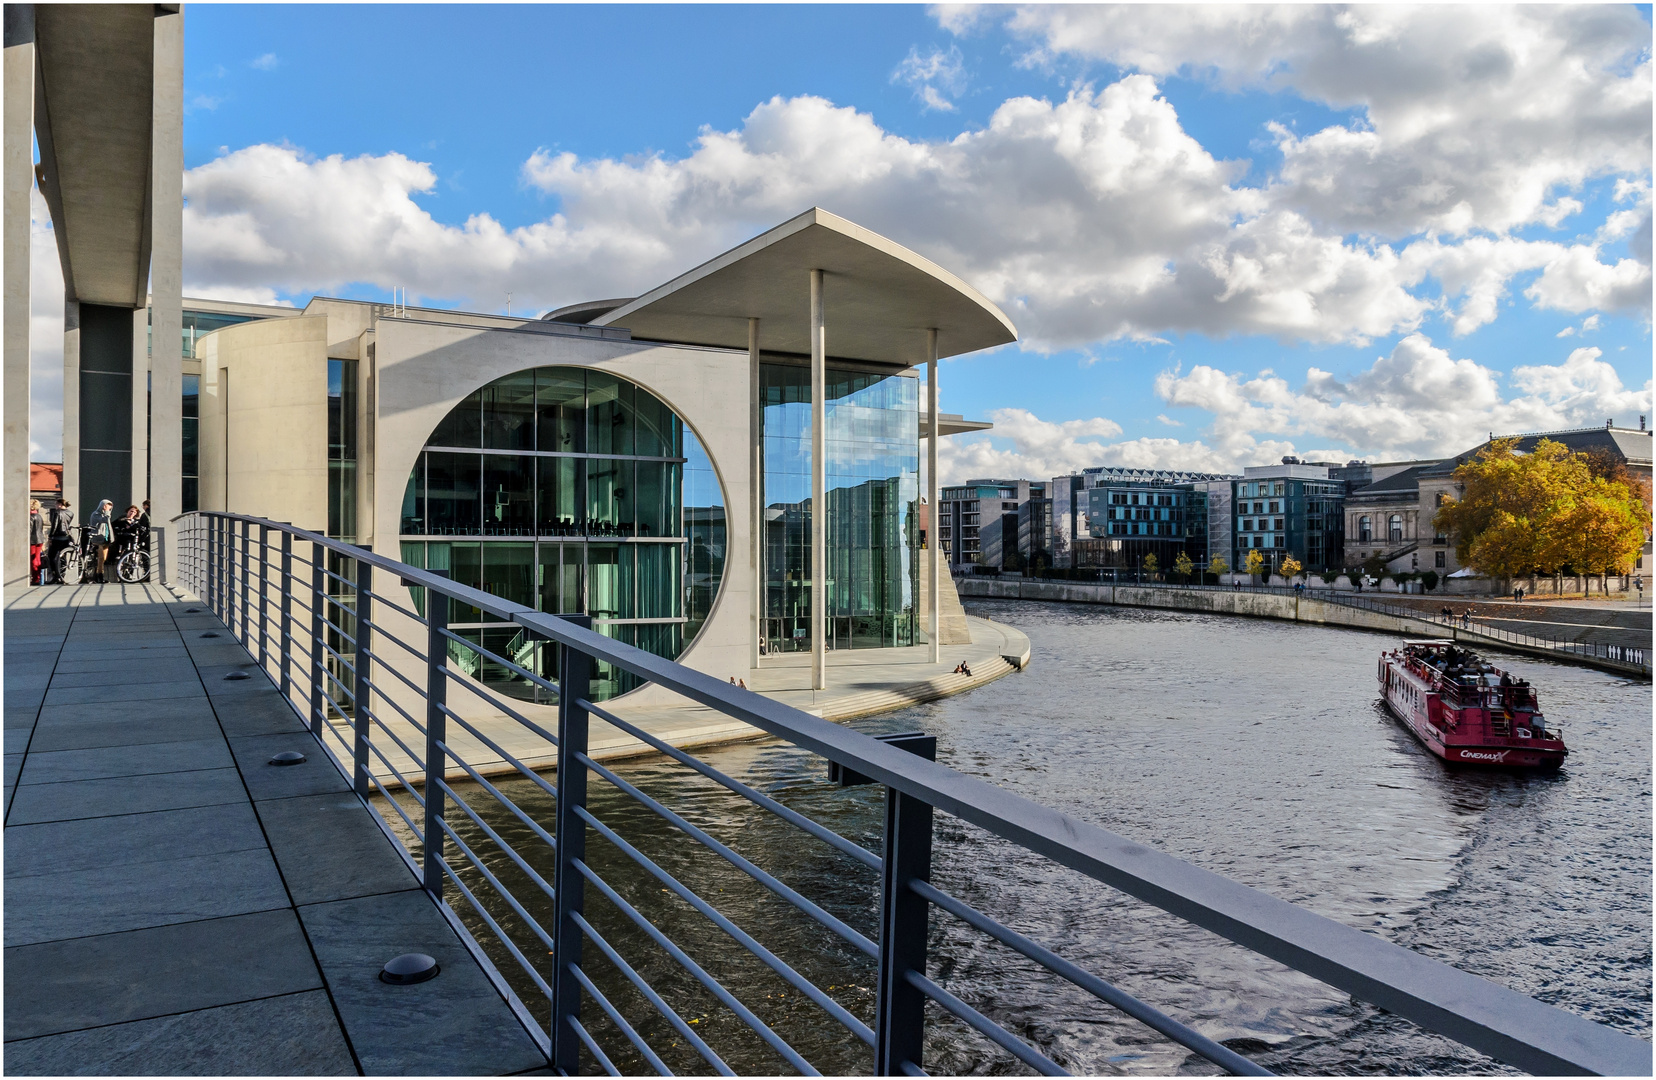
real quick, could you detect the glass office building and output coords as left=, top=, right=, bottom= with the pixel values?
left=399, top=367, right=725, bottom=700
left=760, top=362, right=919, bottom=653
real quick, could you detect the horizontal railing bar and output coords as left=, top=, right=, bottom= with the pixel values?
left=576, top=750, right=878, bottom=959
left=430, top=771, right=558, bottom=904
left=910, top=880, right=1268, bottom=1076
left=318, top=611, right=359, bottom=648
left=571, top=910, right=730, bottom=1076
left=359, top=620, right=429, bottom=665
left=570, top=963, right=669, bottom=1077
left=436, top=703, right=561, bottom=804
left=439, top=854, right=556, bottom=1003
left=318, top=658, right=355, bottom=703
left=437, top=662, right=561, bottom=745
left=573, top=859, right=815, bottom=1075
left=440, top=626, right=562, bottom=700
left=362, top=686, right=427, bottom=741
left=363, top=587, right=427, bottom=625
left=897, top=1061, right=927, bottom=1077
left=360, top=704, right=430, bottom=775
left=435, top=816, right=556, bottom=953
left=568, top=1012, right=625, bottom=1078
left=365, top=768, right=426, bottom=846
left=575, top=803, right=877, bottom=1046
left=907, top=970, right=1066, bottom=1077
left=434, top=742, right=560, bottom=856
left=582, top=699, right=882, bottom=872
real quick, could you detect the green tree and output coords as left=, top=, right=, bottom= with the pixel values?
left=1173, top=550, right=1195, bottom=582
left=1421, top=570, right=1439, bottom=592
left=1244, top=548, right=1265, bottom=580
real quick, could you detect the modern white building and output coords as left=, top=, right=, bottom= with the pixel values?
left=190, top=208, right=1013, bottom=700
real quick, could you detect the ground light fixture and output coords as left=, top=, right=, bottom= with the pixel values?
left=380, top=954, right=439, bottom=985
left=268, top=751, right=306, bottom=766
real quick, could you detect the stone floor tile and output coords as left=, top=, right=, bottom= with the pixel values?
left=2, top=909, right=322, bottom=1040
left=5, top=847, right=290, bottom=946
left=299, top=890, right=546, bottom=1075
left=230, top=733, right=351, bottom=801
left=214, top=692, right=309, bottom=737
left=27, top=712, right=223, bottom=753
left=5, top=802, right=267, bottom=878
left=44, top=680, right=206, bottom=707
left=17, top=737, right=234, bottom=786
left=0, top=990, right=356, bottom=1076
left=6, top=767, right=247, bottom=825
left=258, top=792, right=418, bottom=905
left=44, top=662, right=201, bottom=688
left=51, top=651, right=189, bottom=674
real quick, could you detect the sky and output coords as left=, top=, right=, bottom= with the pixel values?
left=27, top=3, right=1656, bottom=484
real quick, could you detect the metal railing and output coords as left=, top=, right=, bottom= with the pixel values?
left=976, top=575, right=1650, bottom=675
left=175, top=511, right=1651, bottom=1076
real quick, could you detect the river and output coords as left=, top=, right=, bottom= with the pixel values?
left=387, top=599, right=1652, bottom=1075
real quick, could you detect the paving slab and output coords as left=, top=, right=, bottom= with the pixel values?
left=44, top=680, right=207, bottom=707
left=230, top=733, right=352, bottom=801
left=215, top=692, right=310, bottom=737
left=16, top=738, right=234, bottom=786
left=3, top=909, right=322, bottom=1040
left=258, top=792, right=419, bottom=905
left=5, top=847, right=291, bottom=946
left=300, top=890, right=546, bottom=1075
left=27, top=712, right=224, bottom=753
left=5, top=802, right=268, bottom=878
left=44, top=662, right=202, bottom=688
left=51, top=652, right=191, bottom=674
left=5, top=767, right=247, bottom=825
left=0, top=990, right=356, bottom=1076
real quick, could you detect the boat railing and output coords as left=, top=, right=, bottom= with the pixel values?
left=173, top=511, right=1647, bottom=1077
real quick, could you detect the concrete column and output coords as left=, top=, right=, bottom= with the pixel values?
left=748, top=316, right=762, bottom=668
left=3, top=6, right=33, bottom=586
left=927, top=329, right=939, bottom=664
left=61, top=300, right=78, bottom=511
left=148, top=9, right=183, bottom=582
left=130, top=306, right=148, bottom=504
left=809, top=269, right=826, bottom=691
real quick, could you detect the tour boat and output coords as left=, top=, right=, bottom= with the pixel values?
left=1377, top=641, right=1567, bottom=769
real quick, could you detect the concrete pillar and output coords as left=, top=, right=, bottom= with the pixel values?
left=148, top=8, right=182, bottom=582
left=927, top=329, right=939, bottom=664
left=61, top=300, right=78, bottom=512
left=809, top=269, right=826, bottom=691
left=748, top=316, right=762, bottom=668
left=3, top=6, right=33, bottom=586
left=130, top=306, right=148, bottom=505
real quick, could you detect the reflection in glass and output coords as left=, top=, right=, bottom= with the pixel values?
left=482, top=371, right=535, bottom=451
left=483, top=455, right=534, bottom=536
left=427, top=452, right=481, bottom=535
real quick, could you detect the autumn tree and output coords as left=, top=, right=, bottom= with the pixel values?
left=1208, top=554, right=1229, bottom=577
left=1280, top=553, right=1303, bottom=580
left=1539, top=477, right=1649, bottom=586
left=1433, top=438, right=1591, bottom=578
left=1174, top=550, right=1195, bottom=582
left=1142, top=552, right=1159, bottom=578
left=1244, top=548, right=1265, bottom=580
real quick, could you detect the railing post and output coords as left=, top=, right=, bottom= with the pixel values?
left=279, top=529, right=293, bottom=700
left=309, top=542, right=327, bottom=737
left=551, top=614, right=593, bottom=1072
left=423, top=571, right=450, bottom=901
left=258, top=524, right=270, bottom=669
left=876, top=779, right=936, bottom=1075
left=208, top=516, right=219, bottom=618
left=239, top=519, right=251, bottom=646
left=352, top=545, right=374, bottom=797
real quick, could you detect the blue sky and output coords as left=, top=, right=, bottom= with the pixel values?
left=31, top=5, right=1655, bottom=478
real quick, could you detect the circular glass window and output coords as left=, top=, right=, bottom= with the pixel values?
left=399, top=367, right=725, bottom=701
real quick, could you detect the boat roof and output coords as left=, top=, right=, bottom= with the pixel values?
left=1404, top=639, right=1455, bottom=647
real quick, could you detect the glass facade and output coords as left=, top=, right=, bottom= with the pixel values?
left=182, top=374, right=199, bottom=512
left=328, top=359, right=358, bottom=542
left=760, top=362, right=919, bottom=654
left=1231, top=475, right=1346, bottom=573
left=402, top=367, right=725, bottom=701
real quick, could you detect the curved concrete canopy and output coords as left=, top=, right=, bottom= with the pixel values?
left=592, top=208, right=1017, bottom=366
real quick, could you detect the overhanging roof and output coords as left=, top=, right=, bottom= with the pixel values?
left=31, top=4, right=168, bottom=308
left=922, top=412, right=992, bottom=439
left=592, top=208, right=1017, bottom=366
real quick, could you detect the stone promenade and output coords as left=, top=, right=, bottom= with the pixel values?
left=3, top=583, right=546, bottom=1075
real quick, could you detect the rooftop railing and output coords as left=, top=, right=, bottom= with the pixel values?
left=175, top=511, right=1651, bottom=1076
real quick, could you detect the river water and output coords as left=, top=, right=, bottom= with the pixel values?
left=392, top=599, right=1652, bottom=1075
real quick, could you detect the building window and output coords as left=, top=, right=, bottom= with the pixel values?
left=1388, top=514, right=1403, bottom=543
left=181, top=375, right=199, bottom=512
left=1435, top=551, right=1446, bottom=568
left=403, top=366, right=725, bottom=702
left=327, top=359, right=358, bottom=542
left=1358, top=515, right=1372, bottom=542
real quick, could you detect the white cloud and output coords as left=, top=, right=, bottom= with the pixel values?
left=250, top=53, right=278, bottom=71
left=1151, top=334, right=1653, bottom=466
left=892, top=44, right=967, bottom=113
left=1155, top=414, right=1181, bottom=427
left=983, top=5, right=1652, bottom=239
left=938, top=405, right=1244, bottom=483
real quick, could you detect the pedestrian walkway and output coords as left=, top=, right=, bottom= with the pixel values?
left=3, top=583, right=545, bottom=1076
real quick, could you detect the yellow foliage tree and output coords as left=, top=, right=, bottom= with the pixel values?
left=1207, top=554, right=1228, bottom=577
left=1244, top=548, right=1265, bottom=580
left=1432, top=437, right=1646, bottom=580
left=1142, top=552, right=1159, bottom=578
left=1174, top=551, right=1195, bottom=582
left=1280, top=553, right=1303, bottom=580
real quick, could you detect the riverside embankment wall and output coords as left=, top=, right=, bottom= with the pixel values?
left=956, top=578, right=1650, bottom=679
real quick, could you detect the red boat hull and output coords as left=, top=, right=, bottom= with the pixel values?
left=1378, top=645, right=1567, bottom=770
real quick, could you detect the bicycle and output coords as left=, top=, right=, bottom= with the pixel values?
left=114, top=528, right=150, bottom=583
left=50, top=526, right=86, bottom=584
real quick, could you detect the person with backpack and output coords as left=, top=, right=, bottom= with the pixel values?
left=45, top=499, right=73, bottom=583
left=87, top=499, right=115, bottom=583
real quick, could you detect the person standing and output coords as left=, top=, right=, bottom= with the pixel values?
left=138, top=500, right=151, bottom=552
left=28, top=500, right=44, bottom=584
left=45, top=499, right=73, bottom=583
left=87, top=499, right=115, bottom=583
